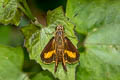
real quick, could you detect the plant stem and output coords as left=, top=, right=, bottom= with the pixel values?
left=18, top=0, right=34, bottom=20
left=22, top=0, right=34, bottom=20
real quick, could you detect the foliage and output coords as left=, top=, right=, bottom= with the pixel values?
left=0, top=0, right=120, bottom=80
left=66, top=0, right=120, bottom=80
left=0, top=45, right=29, bottom=80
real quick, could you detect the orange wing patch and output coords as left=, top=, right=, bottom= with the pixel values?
left=44, top=50, right=55, bottom=59
left=64, top=50, right=76, bottom=58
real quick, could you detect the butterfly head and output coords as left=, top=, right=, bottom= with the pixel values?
left=56, top=25, right=64, bottom=31
left=55, top=25, right=64, bottom=36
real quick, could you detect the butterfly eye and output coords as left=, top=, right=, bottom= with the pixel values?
left=57, top=27, right=60, bottom=30
left=61, top=27, right=64, bottom=30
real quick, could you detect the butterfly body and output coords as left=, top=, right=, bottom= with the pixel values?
left=41, top=25, right=79, bottom=72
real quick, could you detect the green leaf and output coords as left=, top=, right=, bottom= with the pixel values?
left=0, top=25, right=24, bottom=46
left=31, top=71, right=55, bottom=80
left=47, top=6, right=65, bottom=25
left=0, top=45, right=30, bottom=80
left=66, top=0, right=120, bottom=80
left=77, top=24, right=120, bottom=80
left=66, top=0, right=120, bottom=34
left=22, top=6, right=79, bottom=80
left=21, top=24, right=39, bottom=40
left=0, top=0, right=22, bottom=25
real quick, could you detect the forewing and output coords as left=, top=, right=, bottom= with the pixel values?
left=40, top=37, right=56, bottom=64
left=64, top=37, right=79, bottom=64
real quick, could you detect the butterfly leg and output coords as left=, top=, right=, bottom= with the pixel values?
left=54, top=55, right=58, bottom=73
left=62, top=51, right=67, bottom=72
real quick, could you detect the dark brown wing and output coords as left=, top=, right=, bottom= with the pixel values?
left=64, top=37, right=79, bottom=64
left=40, top=37, right=56, bottom=64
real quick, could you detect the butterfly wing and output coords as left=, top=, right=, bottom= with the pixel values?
left=40, top=37, right=56, bottom=64
left=64, top=37, right=79, bottom=64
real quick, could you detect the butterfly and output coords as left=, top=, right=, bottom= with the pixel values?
left=40, top=25, right=80, bottom=72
